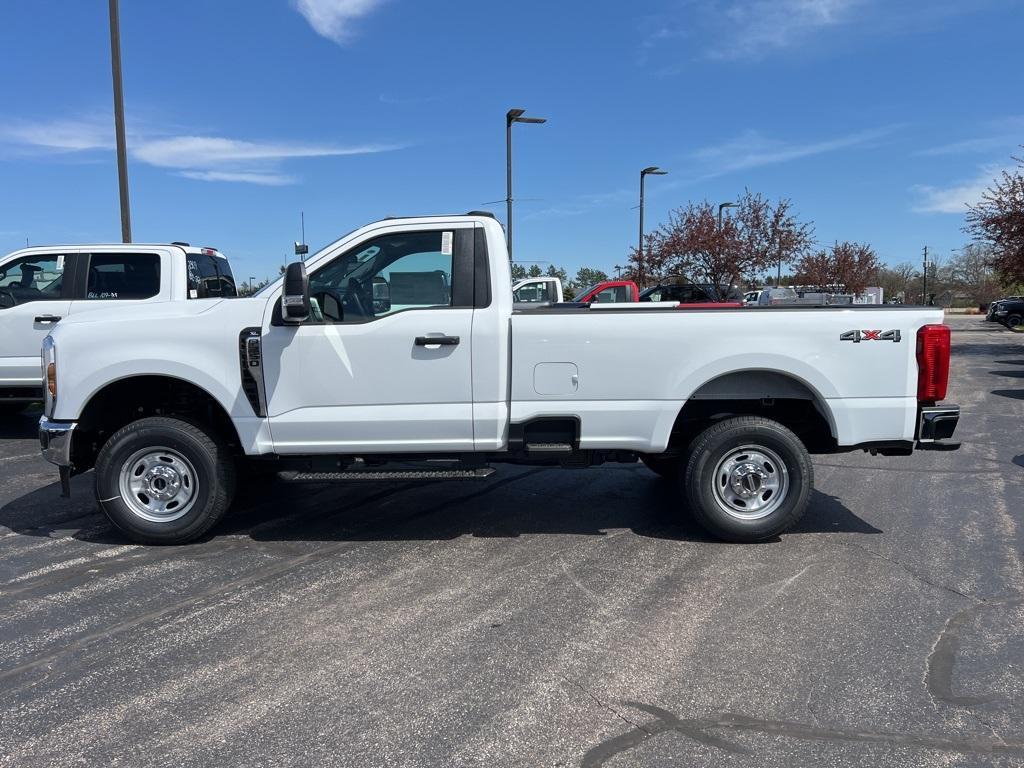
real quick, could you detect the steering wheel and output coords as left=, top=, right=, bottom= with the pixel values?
left=345, top=277, right=372, bottom=319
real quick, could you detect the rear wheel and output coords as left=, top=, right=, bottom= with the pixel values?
left=682, top=416, right=812, bottom=542
left=94, top=416, right=236, bottom=544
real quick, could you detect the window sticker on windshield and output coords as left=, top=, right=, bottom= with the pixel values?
left=441, top=231, right=453, bottom=256
left=56, top=255, right=65, bottom=272
left=189, top=289, right=198, bottom=299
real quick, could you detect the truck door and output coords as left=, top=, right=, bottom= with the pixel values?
left=0, top=250, right=75, bottom=396
left=261, top=225, right=477, bottom=453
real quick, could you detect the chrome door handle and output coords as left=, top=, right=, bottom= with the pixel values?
left=415, top=335, right=460, bottom=346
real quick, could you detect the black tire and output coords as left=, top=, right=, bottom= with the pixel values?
left=1006, top=314, right=1022, bottom=330
left=640, top=453, right=681, bottom=479
left=94, top=416, right=236, bottom=544
left=682, top=416, right=812, bottom=542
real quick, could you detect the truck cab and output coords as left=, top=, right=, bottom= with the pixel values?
left=0, top=244, right=234, bottom=413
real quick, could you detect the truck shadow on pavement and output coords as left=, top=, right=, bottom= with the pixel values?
left=1, top=470, right=879, bottom=546
left=0, top=408, right=41, bottom=440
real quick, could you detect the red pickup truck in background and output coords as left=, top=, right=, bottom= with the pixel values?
left=573, top=280, right=640, bottom=303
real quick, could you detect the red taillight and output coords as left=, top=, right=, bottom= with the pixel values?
left=916, top=324, right=950, bottom=402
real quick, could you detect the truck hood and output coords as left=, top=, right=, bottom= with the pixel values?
left=56, top=297, right=269, bottom=328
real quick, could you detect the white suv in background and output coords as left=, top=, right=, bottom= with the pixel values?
left=0, top=243, right=235, bottom=415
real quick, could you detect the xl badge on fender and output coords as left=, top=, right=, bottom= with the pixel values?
left=840, top=330, right=901, bottom=343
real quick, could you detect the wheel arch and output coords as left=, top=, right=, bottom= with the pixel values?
left=71, top=374, right=244, bottom=472
left=666, top=368, right=838, bottom=454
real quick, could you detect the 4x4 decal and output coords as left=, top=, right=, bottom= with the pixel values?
left=840, top=329, right=901, bottom=343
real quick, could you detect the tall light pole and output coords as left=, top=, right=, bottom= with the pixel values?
left=639, top=167, right=668, bottom=276
left=108, top=0, right=132, bottom=243
left=505, top=108, right=547, bottom=262
left=922, top=245, right=929, bottom=305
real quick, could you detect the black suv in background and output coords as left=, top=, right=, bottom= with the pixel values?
left=992, top=298, right=1024, bottom=329
left=639, top=282, right=744, bottom=303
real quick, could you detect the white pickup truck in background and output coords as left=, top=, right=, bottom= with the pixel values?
left=512, top=276, right=563, bottom=305
left=38, top=213, right=960, bottom=545
left=0, top=243, right=235, bottom=414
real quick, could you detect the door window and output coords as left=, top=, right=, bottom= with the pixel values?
left=592, top=285, right=629, bottom=303
left=513, top=281, right=552, bottom=303
left=306, top=231, right=455, bottom=324
left=84, top=253, right=160, bottom=300
left=0, top=254, right=68, bottom=308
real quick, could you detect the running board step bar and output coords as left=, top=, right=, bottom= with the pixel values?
left=280, top=467, right=496, bottom=482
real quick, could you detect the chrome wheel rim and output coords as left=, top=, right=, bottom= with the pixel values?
left=118, top=447, right=198, bottom=523
left=711, top=444, right=789, bottom=520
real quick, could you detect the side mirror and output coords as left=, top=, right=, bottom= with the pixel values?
left=0, top=292, right=14, bottom=309
left=372, top=276, right=391, bottom=314
left=282, top=261, right=310, bottom=323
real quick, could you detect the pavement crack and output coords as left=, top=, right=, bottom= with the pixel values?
left=835, top=539, right=980, bottom=602
left=558, top=674, right=652, bottom=737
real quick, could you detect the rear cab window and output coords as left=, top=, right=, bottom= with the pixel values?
left=84, top=253, right=160, bottom=300
left=186, top=251, right=237, bottom=299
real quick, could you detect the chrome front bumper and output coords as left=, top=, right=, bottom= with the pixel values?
left=39, top=416, right=76, bottom=468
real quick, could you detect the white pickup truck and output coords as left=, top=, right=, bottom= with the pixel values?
left=38, top=213, right=960, bottom=544
left=0, top=243, right=235, bottom=413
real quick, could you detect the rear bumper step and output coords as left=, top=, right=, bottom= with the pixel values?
left=916, top=404, right=960, bottom=450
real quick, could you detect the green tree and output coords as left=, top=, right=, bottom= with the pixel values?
left=510, top=263, right=527, bottom=280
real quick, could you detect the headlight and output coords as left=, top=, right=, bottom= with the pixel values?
left=41, top=335, right=57, bottom=417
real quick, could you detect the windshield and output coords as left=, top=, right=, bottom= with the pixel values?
left=572, top=283, right=599, bottom=301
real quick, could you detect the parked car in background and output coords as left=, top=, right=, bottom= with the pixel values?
left=744, top=290, right=763, bottom=305
left=572, top=279, right=639, bottom=303
left=0, top=243, right=235, bottom=415
left=512, top=276, right=563, bottom=305
left=756, top=286, right=799, bottom=306
left=993, top=297, right=1024, bottom=329
left=987, top=296, right=1023, bottom=321
left=639, top=282, right=744, bottom=304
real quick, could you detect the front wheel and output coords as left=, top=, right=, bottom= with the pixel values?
left=94, top=416, right=236, bottom=544
left=1006, top=314, right=1022, bottom=330
left=682, top=416, right=812, bottom=542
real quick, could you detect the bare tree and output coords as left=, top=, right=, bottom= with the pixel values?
left=966, top=149, right=1024, bottom=283
left=878, top=262, right=917, bottom=302
left=634, top=190, right=815, bottom=299
left=794, top=241, right=880, bottom=296
left=949, top=244, right=1002, bottom=304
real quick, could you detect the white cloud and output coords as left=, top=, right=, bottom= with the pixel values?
left=717, top=0, right=864, bottom=59
left=177, top=170, right=297, bottom=186
left=292, top=0, right=384, bottom=44
left=133, top=135, right=400, bottom=169
left=916, top=116, right=1024, bottom=157
left=0, top=117, right=404, bottom=185
left=0, top=117, right=113, bottom=153
left=690, top=126, right=896, bottom=178
left=913, top=165, right=1007, bottom=214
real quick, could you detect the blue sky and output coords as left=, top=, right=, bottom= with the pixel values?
left=1, top=0, right=1021, bottom=281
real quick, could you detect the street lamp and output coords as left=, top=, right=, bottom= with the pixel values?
left=108, top=0, right=131, bottom=243
left=506, top=108, right=547, bottom=262
left=639, top=167, right=668, bottom=274
left=717, top=201, right=736, bottom=230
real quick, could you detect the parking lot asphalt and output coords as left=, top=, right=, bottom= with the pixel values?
left=1, top=315, right=1022, bottom=767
